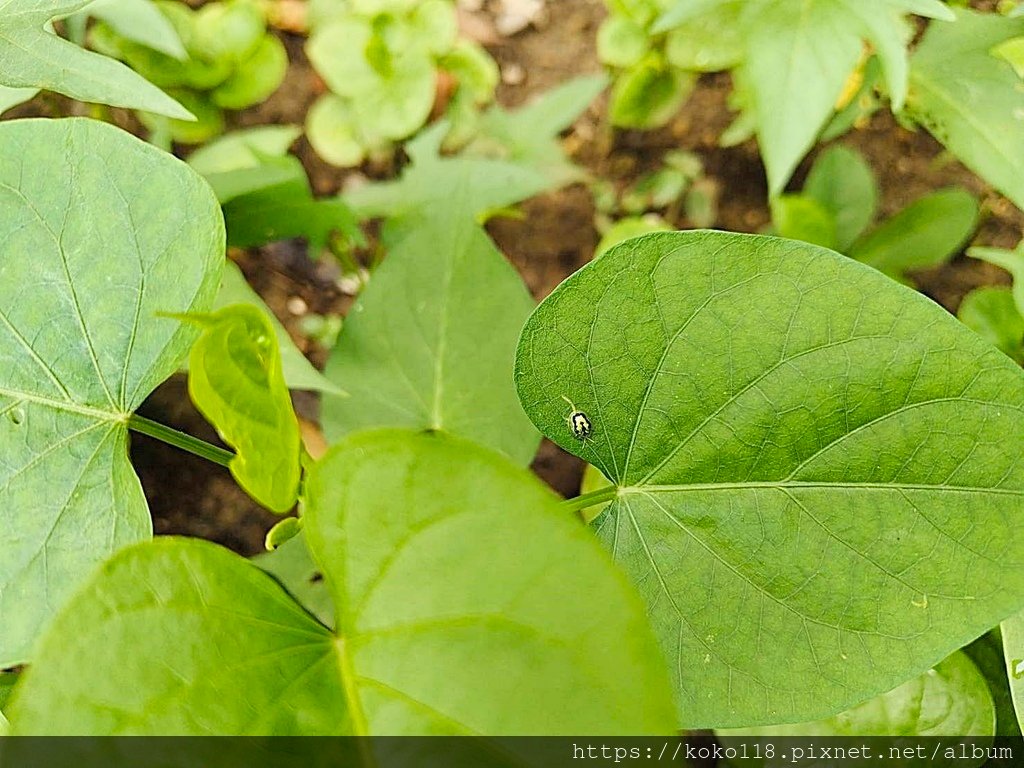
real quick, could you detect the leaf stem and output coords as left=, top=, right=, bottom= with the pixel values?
left=559, top=485, right=618, bottom=515
left=127, top=414, right=235, bottom=469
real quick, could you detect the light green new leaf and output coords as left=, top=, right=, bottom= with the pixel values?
left=719, top=653, right=993, bottom=751
left=186, top=125, right=302, bottom=175
left=804, top=145, right=879, bottom=251
left=9, top=431, right=678, bottom=736
left=80, top=0, right=187, bottom=59
left=344, top=124, right=551, bottom=227
left=906, top=9, right=1024, bottom=211
left=184, top=305, right=301, bottom=513
left=0, top=0, right=191, bottom=119
left=467, top=75, right=607, bottom=188
left=213, top=262, right=341, bottom=394
left=849, top=187, right=978, bottom=283
left=322, top=210, right=539, bottom=466
left=0, top=118, right=223, bottom=667
left=958, top=287, right=1024, bottom=365
left=515, top=231, right=1024, bottom=727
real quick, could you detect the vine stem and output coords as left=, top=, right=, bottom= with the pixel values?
left=559, top=485, right=618, bottom=516
left=127, top=414, right=235, bottom=469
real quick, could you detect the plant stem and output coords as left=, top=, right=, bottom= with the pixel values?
left=127, top=414, right=235, bottom=469
left=559, top=485, right=618, bottom=515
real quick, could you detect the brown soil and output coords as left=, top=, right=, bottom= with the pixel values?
left=18, top=0, right=1023, bottom=553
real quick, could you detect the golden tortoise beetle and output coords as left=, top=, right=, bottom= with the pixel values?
left=561, top=396, right=592, bottom=441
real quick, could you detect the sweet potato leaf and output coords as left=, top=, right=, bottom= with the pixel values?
left=322, top=208, right=540, bottom=466
left=804, top=145, right=879, bottom=252
left=78, top=0, right=187, bottom=59
left=214, top=262, right=341, bottom=394
left=718, top=652, right=994, bottom=740
left=0, top=118, right=223, bottom=666
left=515, top=231, right=1024, bottom=727
left=970, top=242, right=1024, bottom=317
left=906, top=8, right=1024, bottom=211
left=654, top=0, right=952, bottom=194
left=958, top=287, right=1024, bottom=365
left=8, top=431, right=677, bottom=736
left=848, top=187, right=978, bottom=283
left=0, top=0, right=191, bottom=119
left=182, top=305, right=301, bottom=513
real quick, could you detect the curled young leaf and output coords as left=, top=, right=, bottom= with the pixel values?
left=183, top=304, right=301, bottom=513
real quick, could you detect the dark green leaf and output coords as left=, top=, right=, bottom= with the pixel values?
left=515, top=230, right=1024, bottom=727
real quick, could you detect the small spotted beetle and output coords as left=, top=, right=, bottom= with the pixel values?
left=561, top=396, right=592, bottom=440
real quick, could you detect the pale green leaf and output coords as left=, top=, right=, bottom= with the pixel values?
left=80, top=0, right=187, bottom=59
left=215, top=262, right=342, bottom=394
left=741, top=0, right=863, bottom=195
left=465, top=75, right=606, bottom=188
left=305, top=93, right=368, bottom=168
left=344, top=124, right=551, bottom=225
left=598, top=15, right=651, bottom=68
left=906, top=8, right=1024, bottom=211
left=183, top=305, right=301, bottom=513
left=719, top=653, right=994, bottom=746
left=322, top=211, right=540, bottom=466
left=210, top=34, right=288, bottom=110
left=596, top=216, right=672, bottom=258
left=186, top=125, right=302, bottom=175
left=958, top=287, right=1024, bottom=365
left=849, top=187, right=978, bottom=282
left=0, top=84, right=37, bottom=114
left=0, top=0, right=191, bottom=119
left=804, top=145, right=879, bottom=251
left=515, top=230, right=1024, bottom=727
left=9, top=431, right=678, bottom=735
left=0, top=118, right=223, bottom=666
left=664, top=0, right=745, bottom=72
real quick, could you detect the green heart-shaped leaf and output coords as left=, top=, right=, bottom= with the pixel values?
left=515, top=230, right=1024, bottom=727
left=322, top=205, right=540, bottom=466
left=0, top=0, right=190, bottom=119
left=8, top=430, right=677, bottom=736
left=719, top=652, right=994, bottom=740
left=0, top=118, right=223, bottom=666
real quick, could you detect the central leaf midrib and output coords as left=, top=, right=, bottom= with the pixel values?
left=627, top=480, right=1024, bottom=497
